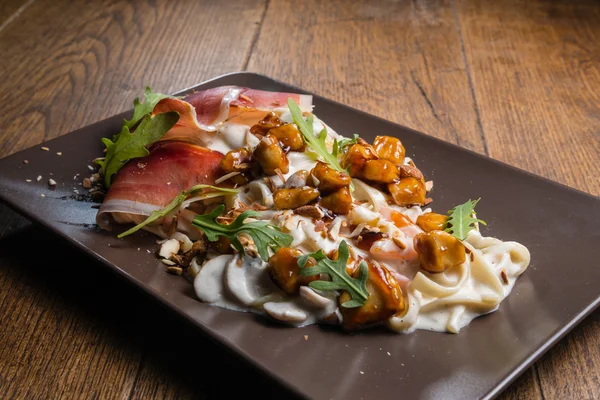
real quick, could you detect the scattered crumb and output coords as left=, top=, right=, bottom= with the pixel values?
left=48, top=179, right=57, bottom=186
left=304, top=335, right=308, bottom=341
left=108, top=244, right=111, bottom=246
left=387, top=352, right=391, bottom=356
left=401, top=363, right=404, bottom=366
left=137, top=162, right=147, bottom=169
left=360, top=371, right=364, bottom=375
left=23, top=160, right=29, bottom=164
left=73, top=189, right=79, bottom=194
left=36, top=175, right=42, bottom=182
left=167, top=182, right=171, bottom=185
left=146, top=249, right=151, bottom=254
left=41, top=146, right=49, bottom=151
left=167, top=266, right=183, bottom=275
left=82, top=178, right=91, bottom=188
left=40, top=194, right=45, bottom=197
left=56, top=152, right=62, bottom=156
left=87, top=165, right=94, bottom=171
left=137, top=248, right=140, bottom=251
left=501, top=269, right=509, bottom=284
left=25, top=179, right=31, bottom=183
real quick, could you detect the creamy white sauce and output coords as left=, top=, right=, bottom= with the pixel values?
left=184, top=110, right=531, bottom=333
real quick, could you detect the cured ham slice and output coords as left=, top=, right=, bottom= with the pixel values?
left=97, top=141, right=223, bottom=230
left=154, top=86, right=312, bottom=143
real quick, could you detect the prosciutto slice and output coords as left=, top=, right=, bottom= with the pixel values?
left=97, top=141, right=223, bottom=231
left=154, top=86, right=313, bottom=143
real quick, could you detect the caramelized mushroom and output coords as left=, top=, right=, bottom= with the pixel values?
left=268, top=248, right=317, bottom=294
left=273, top=187, right=320, bottom=209
left=254, top=134, right=289, bottom=175
left=414, top=230, right=466, bottom=273
left=310, top=161, right=351, bottom=193
left=319, top=187, right=353, bottom=215
left=221, top=148, right=252, bottom=173
left=340, top=144, right=378, bottom=178
left=387, top=177, right=426, bottom=206
left=416, top=212, right=448, bottom=232
left=362, top=159, right=401, bottom=183
left=340, top=262, right=404, bottom=331
left=268, top=124, right=304, bottom=151
left=373, top=135, right=406, bottom=165
left=250, top=112, right=282, bottom=137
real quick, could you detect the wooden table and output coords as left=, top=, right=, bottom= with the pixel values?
left=1, top=0, right=598, bottom=398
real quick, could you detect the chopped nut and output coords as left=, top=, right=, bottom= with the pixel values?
left=167, top=266, right=183, bottom=275
left=82, top=178, right=92, bottom=188
left=25, top=179, right=32, bottom=183
left=294, top=205, right=325, bottom=219
left=36, top=175, right=42, bottom=182
left=392, top=236, right=407, bottom=249
left=304, top=335, right=308, bottom=341
left=137, top=162, right=147, bottom=169
left=41, top=146, right=49, bottom=151
left=41, top=194, right=46, bottom=197
left=501, top=269, right=509, bottom=284
left=48, top=179, right=57, bottom=186
left=56, top=152, right=62, bottom=156
left=161, top=259, right=177, bottom=266
left=399, top=164, right=424, bottom=180
left=23, top=160, right=29, bottom=164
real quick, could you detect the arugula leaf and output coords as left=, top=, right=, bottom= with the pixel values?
left=123, top=87, right=177, bottom=132
left=192, top=204, right=293, bottom=261
left=117, top=185, right=239, bottom=239
left=334, top=133, right=359, bottom=157
left=287, top=99, right=347, bottom=174
left=443, top=198, right=487, bottom=240
left=297, top=241, right=369, bottom=308
left=97, top=112, right=179, bottom=187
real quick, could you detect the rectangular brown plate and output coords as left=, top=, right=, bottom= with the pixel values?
left=0, top=72, right=599, bottom=400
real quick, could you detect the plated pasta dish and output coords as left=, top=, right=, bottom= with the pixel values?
left=93, top=86, right=530, bottom=333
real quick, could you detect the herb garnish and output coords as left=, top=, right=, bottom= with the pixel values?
left=297, top=241, right=369, bottom=308
left=118, top=185, right=238, bottom=239
left=287, top=99, right=347, bottom=175
left=444, top=198, right=487, bottom=240
left=192, top=204, right=293, bottom=261
left=97, top=88, right=180, bottom=187
left=334, top=133, right=359, bottom=156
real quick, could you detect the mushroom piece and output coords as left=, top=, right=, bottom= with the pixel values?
left=310, top=161, right=351, bottom=193
left=263, top=301, right=308, bottom=324
left=268, top=247, right=318, bottom=294
left=319, top=187, right=353, bottom=215
left=362, top=159, right=401, bottom=184
left=254, top=134, right=289, bottom=175
left=339, top=262, right=404, bottom=331
left=416, top=212, right=448, bottom=232
left=267, top=124, right=304, bottom=151
left=387, top=177, right=426, bottom=206
left=194, top=255, right=233, bottom=303
left=283, top=170, right=309, bottom=188
left=273, top=187, right=320, bottom=210
left=414, top=230, right=466, bottom=273
left=373, top=135, right=406, bottom=165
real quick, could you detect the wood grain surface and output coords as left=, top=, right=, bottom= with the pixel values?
left=0, top=0, right=598, bottom=399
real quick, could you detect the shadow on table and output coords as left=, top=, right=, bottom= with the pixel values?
left=0, top=210, right=303, bottom=399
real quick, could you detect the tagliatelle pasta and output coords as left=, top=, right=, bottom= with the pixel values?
left=94, top=86, right=530, bottom=333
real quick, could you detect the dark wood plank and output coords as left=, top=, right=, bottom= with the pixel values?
left=455, top=0, right=600, bottom=196
left=0, top=0, right=266, bottom=158
left=0, top=0, right=32, bottom=28
left=247, top=0, right=487, bottom=154
left=454, top=0, right=600, bottom=398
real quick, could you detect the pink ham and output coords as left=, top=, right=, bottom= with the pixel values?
left=154, top=86, right=313, bottom=143
left=97, top=141, right=223, bottom=231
